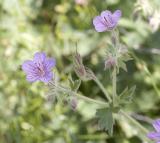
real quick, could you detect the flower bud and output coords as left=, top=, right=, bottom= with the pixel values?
left=104, top=56, right=116, bottom=70
left=73, top=51, right=95, bottom=81
left=70, top=97, right=78, bottom=111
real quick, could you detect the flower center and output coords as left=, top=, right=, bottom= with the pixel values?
left=37, top=66, right=45, bottom=76
left=103, top=15, right=113, bottom=27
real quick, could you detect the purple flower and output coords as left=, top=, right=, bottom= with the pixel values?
left=147, top=119, right=160, bottom=143
left=22, top=52, right=56, bottom=83
left=93, top=10, right=122, bottom=32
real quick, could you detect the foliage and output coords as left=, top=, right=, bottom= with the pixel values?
left=0, top=0, right=160, bottom=143
left=96, top=107, right=114, bottom=136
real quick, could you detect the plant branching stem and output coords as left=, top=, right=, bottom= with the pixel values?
left=58, top=86, right=109, bottom=107
left=120, top=110, right=149, bottom=134
left=94, top=77, right=112, bottom=103
left=112, top=67, right=117, bottom=105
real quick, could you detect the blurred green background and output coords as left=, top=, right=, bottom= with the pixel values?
left=0, top=0, right=160, bottom=142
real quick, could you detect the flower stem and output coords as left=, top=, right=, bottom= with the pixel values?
left=58, top=86, right=109, bottom=107
left=76, top=93, right=109, bottom=107
left=120, top=110, right=149, bottom=134
left=112, top=67, right=117, bottom=105
left=94, top=77, right=112, bottom=103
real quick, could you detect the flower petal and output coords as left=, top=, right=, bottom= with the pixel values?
left=26, top=74, right=39, bottom=82
left=22, top=60, right=37, bottom=74
left=153, top=119, right=160, bottom=132
left=45, top=58, right=56, bottom=70
left=112, top=10, right=122, bottom=22
left=93, top=16, right=107, bottom=32
left=100, top=10, right=115, bottom=30
left=40, top=72, right=53, bottom=83
left=147, top=132, right=160, bottom=140
left=100, top=10, right=112, bottom=18
left=34, top=52, right=46, bottom=64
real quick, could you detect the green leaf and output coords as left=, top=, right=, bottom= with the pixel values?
left=117, top=49, right=132, bottom=72
left=73, top=79, right=81, bottom=91
left=118, top=60, right=127, bottom=72
left=68, top=75, right=81, bottom=92
left=96, top=107, right=114, bottom=136
left=119, top=85, right=136, bottom=104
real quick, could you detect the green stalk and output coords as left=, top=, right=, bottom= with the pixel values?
left=112, top=67, right=117, bottom=105
left=77, top=93, right=109, bottom=107
left=58, top=86, right=109, bottom=107
left=120, top=110, right=148, bottom=134
left=94, top=77, right=112, bottom=103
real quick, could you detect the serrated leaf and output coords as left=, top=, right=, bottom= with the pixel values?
left=72, top=79, right=81, bottom=91
left=118, top=60, right=127, bottom=72
left=119, top=85, right=136, bottom=104
left=117, top=50, right=132, bottom=72
left=68, top=75, right=81, bottom=92
left=96, top=107, right=114, bottom=136
left=119, top=86, right=128, bottom=97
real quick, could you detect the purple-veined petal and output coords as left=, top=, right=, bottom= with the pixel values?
left=93, top=16, right=107, bottom=32
left=147, top=132, right=160, bottom=140
left=40, top=72, right=53, bottom=83
left=45, top=58, right=56, bottom=70
left=112, top=10, right=122, bottom=22
left=34, top=52, right=46, bottom=64
left=93, top=9, right=121, bottom=32
left=153, top=119, right=160, bottom=132
left=26, top=74, right=39, bottom=82
left=100, top=10, right=115, bottom=30
left=22, top=60, right=37, bottom=74
left=101, top=10, right=113, bottom=24
left=22, top=52, right=56, bottom=83
left=100, top=10, right=112, bottom=19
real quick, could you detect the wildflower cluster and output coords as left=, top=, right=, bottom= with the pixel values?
left=22, top=9, right=159, bottom=142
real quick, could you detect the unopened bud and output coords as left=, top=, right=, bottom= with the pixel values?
left=73, top=51, right=95, bottom=81
left=104, top=57, right=116, bottom=70
left=70, top=97, right=78, bottom=111
left=74, top=66, right=86, bottom=78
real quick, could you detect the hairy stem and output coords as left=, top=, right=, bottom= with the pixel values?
left=120, top=110, right=149, bottom=134
left=112, top=67, right=117, bottom=105
left=58, top=86, right=109, bottom=107
left=94, top=77, right=112, bottom=103
left=77, top=94, right=109, bottom=107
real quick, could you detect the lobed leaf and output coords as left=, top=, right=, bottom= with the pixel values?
left=96, top=107, right=114, bottom=136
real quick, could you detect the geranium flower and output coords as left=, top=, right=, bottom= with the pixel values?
left=93, top=10, right=122, bottom=32
left=22, top=52, right=56, bottom=83
left=147, top=119, right=160, bottom=143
